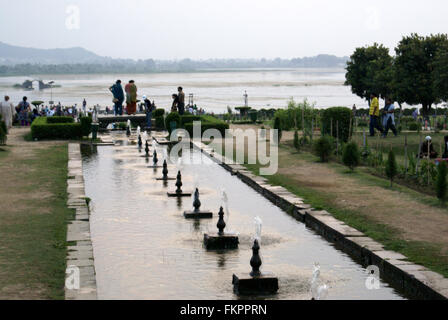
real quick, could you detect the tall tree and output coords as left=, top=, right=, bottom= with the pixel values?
left=393, top=33, right=448, bottom=117
left=345, top=43, right=393, bottom=104
left=432, top=42, right=448, bottom=103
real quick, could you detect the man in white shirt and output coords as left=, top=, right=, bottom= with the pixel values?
left=0, top=96, right=15, bottom=129
left=383, top=98, right=398, bottom=137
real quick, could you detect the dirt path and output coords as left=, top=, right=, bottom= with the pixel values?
left=0, top=128, right=68, bottom=299
left=228, top=124, right=448, bottom=253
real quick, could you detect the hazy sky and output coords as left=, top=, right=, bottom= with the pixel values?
left=1, top=0, right=447, bottom=60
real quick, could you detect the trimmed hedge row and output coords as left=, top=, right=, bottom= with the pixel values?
left=183, top=115, right=229, bottom=136
left=31, top=117, right=83, bottom=140
left=46, top=116, right=74, bottom=124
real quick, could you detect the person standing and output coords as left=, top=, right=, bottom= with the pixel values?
left=143, top=95, right=154, bottom=129
left=382, top=98, right=398, bottom=137
left=369, top=93, right=383, bottom=137
left=109, top=80, right=124, bottom=116
left=125, top=80, right=138, bottom=115
left=17, top=96, right=31, bottom=126
left=171, top=94, right=179, bottom=112
left=0, top=96, right=15, bottom=129
left=177, top=86, right=185, bottom=115
left=82, top=98, right=87, bottom=113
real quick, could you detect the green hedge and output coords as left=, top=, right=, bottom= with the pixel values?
left=153, top=108, right=165, bottom=118
left=165, top=112, right=181, bottom=133
left=31, top=117, right=83, bottom=140
left=321, top=107, right=352, bottom=142
left=183, top=115, right=229, bottom=136
left=46, top=116, right=74, bottom=124
left=180, top=115, right=202, bottom=125
left=80, top=116, right=92, bottom=137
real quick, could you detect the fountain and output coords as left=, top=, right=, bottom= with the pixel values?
left=147, top=150, right=162, bottom=168
left=203, top=206, right=238, bottom=249
left=141, top=140, right=152, bottom=158
left=156, top=160, right=175, bottom=180
left=138, top=135, right=143, bottom=148
left=167, top=171, right=192, bottom=197
left=136, top=126, right=141, bottom=138
left=232, top=217, right=278, bottom=295
left=184, top=188, right=213, bottom=219
left=310, top=263, right=329, bottom=300
left=126, top=120, right=131, bottom=136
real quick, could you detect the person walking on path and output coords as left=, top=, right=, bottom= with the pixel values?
left=125, top=80, right=138, bottom=115
left=109, top=80, right=124, bottom=116
left=17, top=96, right=31, bottom=126
left=369, top=93, right=383, bottom=137
left=177, top=86, right=185, bottom=115
left=382, top=98, right=398, bottom=138
left=0, top=96, right=15, bottom=129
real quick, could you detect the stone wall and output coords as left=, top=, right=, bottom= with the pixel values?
left=65, top=143, right=97, bottom=300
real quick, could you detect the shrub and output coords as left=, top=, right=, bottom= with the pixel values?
left=313, top=136, right=334, bottom=162
left=80, top=116, right=92, bottom=137
left=273, top=99, right=317, bottom=131
left=342, top=142, right=360, bottom=171
left=183, top=116, right=229, bottom=136
left=408, top=122, right=420, bottom=131
left=180, top=115, right=202, bottom=125
left=31, top=117, right=83, bottom=140
left=165, top=112, right=181, bottom=133
left=321, top=107, right=352, bottom=142
left=385, top=150, right=398, bottom=187
left=46, top=116, right=74, bottom=124
left=273, top=116, right=282, bottom=142
left=436, top=161, right=448, bottom=202
left=293, top=129, right=300, bottom=151
left=155, top=116, right=165, bottom=129
left=153, top=108, right=165, bottom=118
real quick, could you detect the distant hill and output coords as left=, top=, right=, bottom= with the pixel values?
left=0, top=41, right=111, bottom=65
left=0, top=42, right=348, bottom=75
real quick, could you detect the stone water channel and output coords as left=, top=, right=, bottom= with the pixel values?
left=81, top=131, right=406, bottom=300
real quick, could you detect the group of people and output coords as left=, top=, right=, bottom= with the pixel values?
left=109, top=80, right=138, bottom=116
left=368, top=93, right=398, bottom=138
left=0, top=96, right=40, bottom=128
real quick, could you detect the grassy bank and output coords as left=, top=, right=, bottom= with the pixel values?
left=209, top=125, right=448, bottom=279
left=0, top=130, right=72, bottom=299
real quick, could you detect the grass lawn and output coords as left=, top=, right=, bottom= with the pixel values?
left=208, top=125, right=448, bottom=279
left=0, top=129, right=73, bottom=299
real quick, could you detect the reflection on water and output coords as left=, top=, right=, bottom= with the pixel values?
left=82, top=132, right=405, bottom=300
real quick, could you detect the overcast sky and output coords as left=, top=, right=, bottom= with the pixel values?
left=1, top=0, right=447, bottom=60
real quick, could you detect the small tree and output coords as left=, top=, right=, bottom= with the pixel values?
left=293, top=129, right=300, bottom=151
left=313, top=136, right=334, bottom=162
left=436, top=161, right=448, bottom=203
left=273, top=116, right=282, bottom=143
left=342, top=142, right=360, bottom=171
left=385, top=150, right=398, bottom=187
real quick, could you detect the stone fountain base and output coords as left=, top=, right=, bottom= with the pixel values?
left=203, top=233, right=238, bottom=249
left=184, top=210, right=213, bottom=219
left=168, top=191, right=192, bottom=197
left=140, top=154, right=153, bottom=158
left=156, top=177, right=176, bottom=181
left=147, top=165, right=163, bottom=169
left=232, top=272, right=279, bottom=295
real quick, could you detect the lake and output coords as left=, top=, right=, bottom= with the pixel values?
left=0, top=68, right=367, bottom=113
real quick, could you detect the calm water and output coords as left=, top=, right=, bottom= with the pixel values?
left=0, top=69, right=367, bottom=113
left=81, top=132, right=405, bottom=300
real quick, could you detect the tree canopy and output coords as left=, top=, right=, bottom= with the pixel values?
left=345, top=43, right=393, bottom=103
left=393, top=33, right=448, bottom=115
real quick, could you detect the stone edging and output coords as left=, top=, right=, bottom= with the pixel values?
left=191, top=140, right=448, bottom=300
left=65, top=143, right=97, bottom=300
